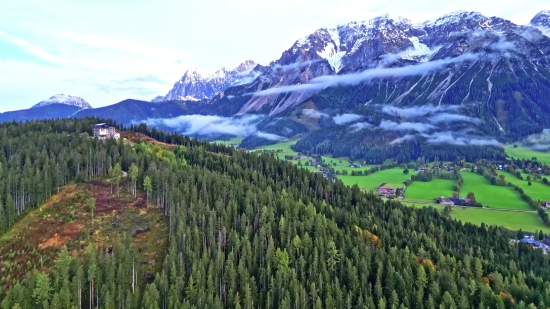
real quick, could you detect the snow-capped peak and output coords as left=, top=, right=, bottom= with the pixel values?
left=151, top=95, right=164, bottom=103
left=31, top=94, right=92, bottom=109
left=531, top=10, right=550, bottom=27
left=424, top=10, right=485, bottom=27
left=162, top=60, right=258, bottom=101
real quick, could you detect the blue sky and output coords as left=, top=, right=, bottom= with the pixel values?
left=0, top=0, right=547, bottom=112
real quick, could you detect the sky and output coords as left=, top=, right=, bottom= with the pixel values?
left=0, top=0, right=547, bottom=112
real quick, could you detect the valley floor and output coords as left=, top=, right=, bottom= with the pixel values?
left=250, top=141, right=550, bottom=234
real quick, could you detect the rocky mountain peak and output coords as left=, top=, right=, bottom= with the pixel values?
left=151, top=96, right=164, bottom=103
left=161, top=60, right=259, bottom=101
left=31, top=94, right=92, bottom=109
left=531, top=10, right=550, bottom=27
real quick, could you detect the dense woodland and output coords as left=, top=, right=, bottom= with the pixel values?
left=0, top=119, right=549, bottom=309
left=292, top=126, right=507, bottom=164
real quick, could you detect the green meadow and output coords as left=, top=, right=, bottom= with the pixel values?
left=337, top=168, right=414, bottom=190
left=254, top=140, right=299, bottom=157
left=394, top=201, right=546, bottom=233
left=212, top=136, right=244, bottom=145
left=460, top=172, right=531, bottom=210
left=505, top=145, right=550, bottom=165
left=252, top=140, right=548, bottom=232
left=404, top=179, right=456, bottom=202
left=449, top=207, right=547, bottom=233
left=498, top=171, right=550, bottom=202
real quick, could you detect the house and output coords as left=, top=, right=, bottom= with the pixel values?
left=378, top=186, right=396, bottom=196
left=545, top=201, right=550, bottom=209
left=93, top=123, right=120, bottom=140
left=521, top=235, right=543, bottom=248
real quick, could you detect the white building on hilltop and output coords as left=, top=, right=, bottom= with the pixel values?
left=93, top=123, right=120, bottom=140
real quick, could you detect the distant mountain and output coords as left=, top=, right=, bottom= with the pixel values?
left=3, top=10, right=550, bottom=162
left=161, top=60, right=258, bottom=101
left=32, top=94, right=93, bottom=109
left=0, top=104, right=82, bottom=122
left=531, top=10, right=550, bottom=37
left=151, top=96, right=164, bottom=103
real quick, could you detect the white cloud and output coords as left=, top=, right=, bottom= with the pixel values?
left=255, top=53, right=480, bottom=96
left=143, top=114, right=263, bottom=136
left=422, top=131, right=502, bottom=146
left=333, top=113, right=362, bottom=125
left=379, top=120, right=436, bottom=132
left=301, top=109, right=328, bottom=118
left=427, top=113, right=481, bottom=123
left=389, top=134, right=417, bottom=144
left=349, top=122, right=373, bottom=132
left=381, top=104, right=461, bottom=118
left=256, top=131, right=286, bottom=141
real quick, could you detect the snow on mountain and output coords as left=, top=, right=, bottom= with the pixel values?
left=162, top=60, right=258, bottom=101
left=531, top=10, right=550, bottom=37
left=32, top=94, right=92, bottom=109
left=151, top=96, right=164, bottom=102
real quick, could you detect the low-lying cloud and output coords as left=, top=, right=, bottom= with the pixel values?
left=381, top=104, right=460, bottom=118
left=254, top=53, right=479, bottom=96
left=380, top=45, right=442, bottom=66
left=232, top=71, right=261, bottom=86
left=301, top=109, right=328, bottom=118
left=488, top=35, right=516, bottom=53
left=272, top=60, right=321, bottom=72
left=142, top=114, right=263, bottom=136
left=333, top=113, right=362, bottom=125
left=349, top=122, right=373, bottom=132
left=379, top=120, right=436, bottom=133
left=422, top=131, right=502, bottom=146
left=389, top=134, right=417, bottom=144
left=427, top=113, right=481, bottom=124
left=256, top=131, right=286, bottom=141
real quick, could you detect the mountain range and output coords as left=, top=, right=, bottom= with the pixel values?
left=2, top=10, right=550, bottom=160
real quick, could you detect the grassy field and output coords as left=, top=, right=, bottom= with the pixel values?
left=338, top=168, right=414, bottom=190
left=394, top=200, right=546, bottom=232
left=505, top=145, right=550, bottom=165
left=211, top=136, right=244, bottom=145
left=460, top=172, right=531, bottom=210
left=254, top=140, right=299, bottom=157
left=404, top=179, right=456, bottom=202
left=450, top=207, right=546, bottom=233
left=498, top=171, right=550, bottom=202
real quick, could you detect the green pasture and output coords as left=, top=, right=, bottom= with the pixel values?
left=404, top=179, right=456, bottom=202
left=337, top=168, right=414, bottom=190
left=498, top=171, right=550, bottom=202
left=505, top=145, right=550, bottom=165
left=450, top=207, right=546, bottom=233
left=460, top=172, right=531, bottom=210
left=212, top=136, right=244, bottom=145
left=401, top=201, right=545, bottom=233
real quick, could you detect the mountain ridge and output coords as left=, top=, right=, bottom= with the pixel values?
left=161, top=60, right=258, bottom=101
left=31, top=94, right=93, bottom=109
left=3, top=10, right=550, bottom=158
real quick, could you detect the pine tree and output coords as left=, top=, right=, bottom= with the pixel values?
left=129, top=164, right=139, bottom=198
left=143, top=176, right=152, bottom=207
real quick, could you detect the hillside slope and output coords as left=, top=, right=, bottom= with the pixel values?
left=0, top=182, right=168, bottom=291
left=0, top=119, right=549, bottom=308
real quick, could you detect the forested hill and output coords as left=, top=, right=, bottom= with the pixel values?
left=0, top=119, right=549, bottom=308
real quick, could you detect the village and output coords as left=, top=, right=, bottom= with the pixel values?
left=511, top=235, right=550, bottom=255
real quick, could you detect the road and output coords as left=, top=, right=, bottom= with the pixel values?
left=398, top=199, right=538, bottom=213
